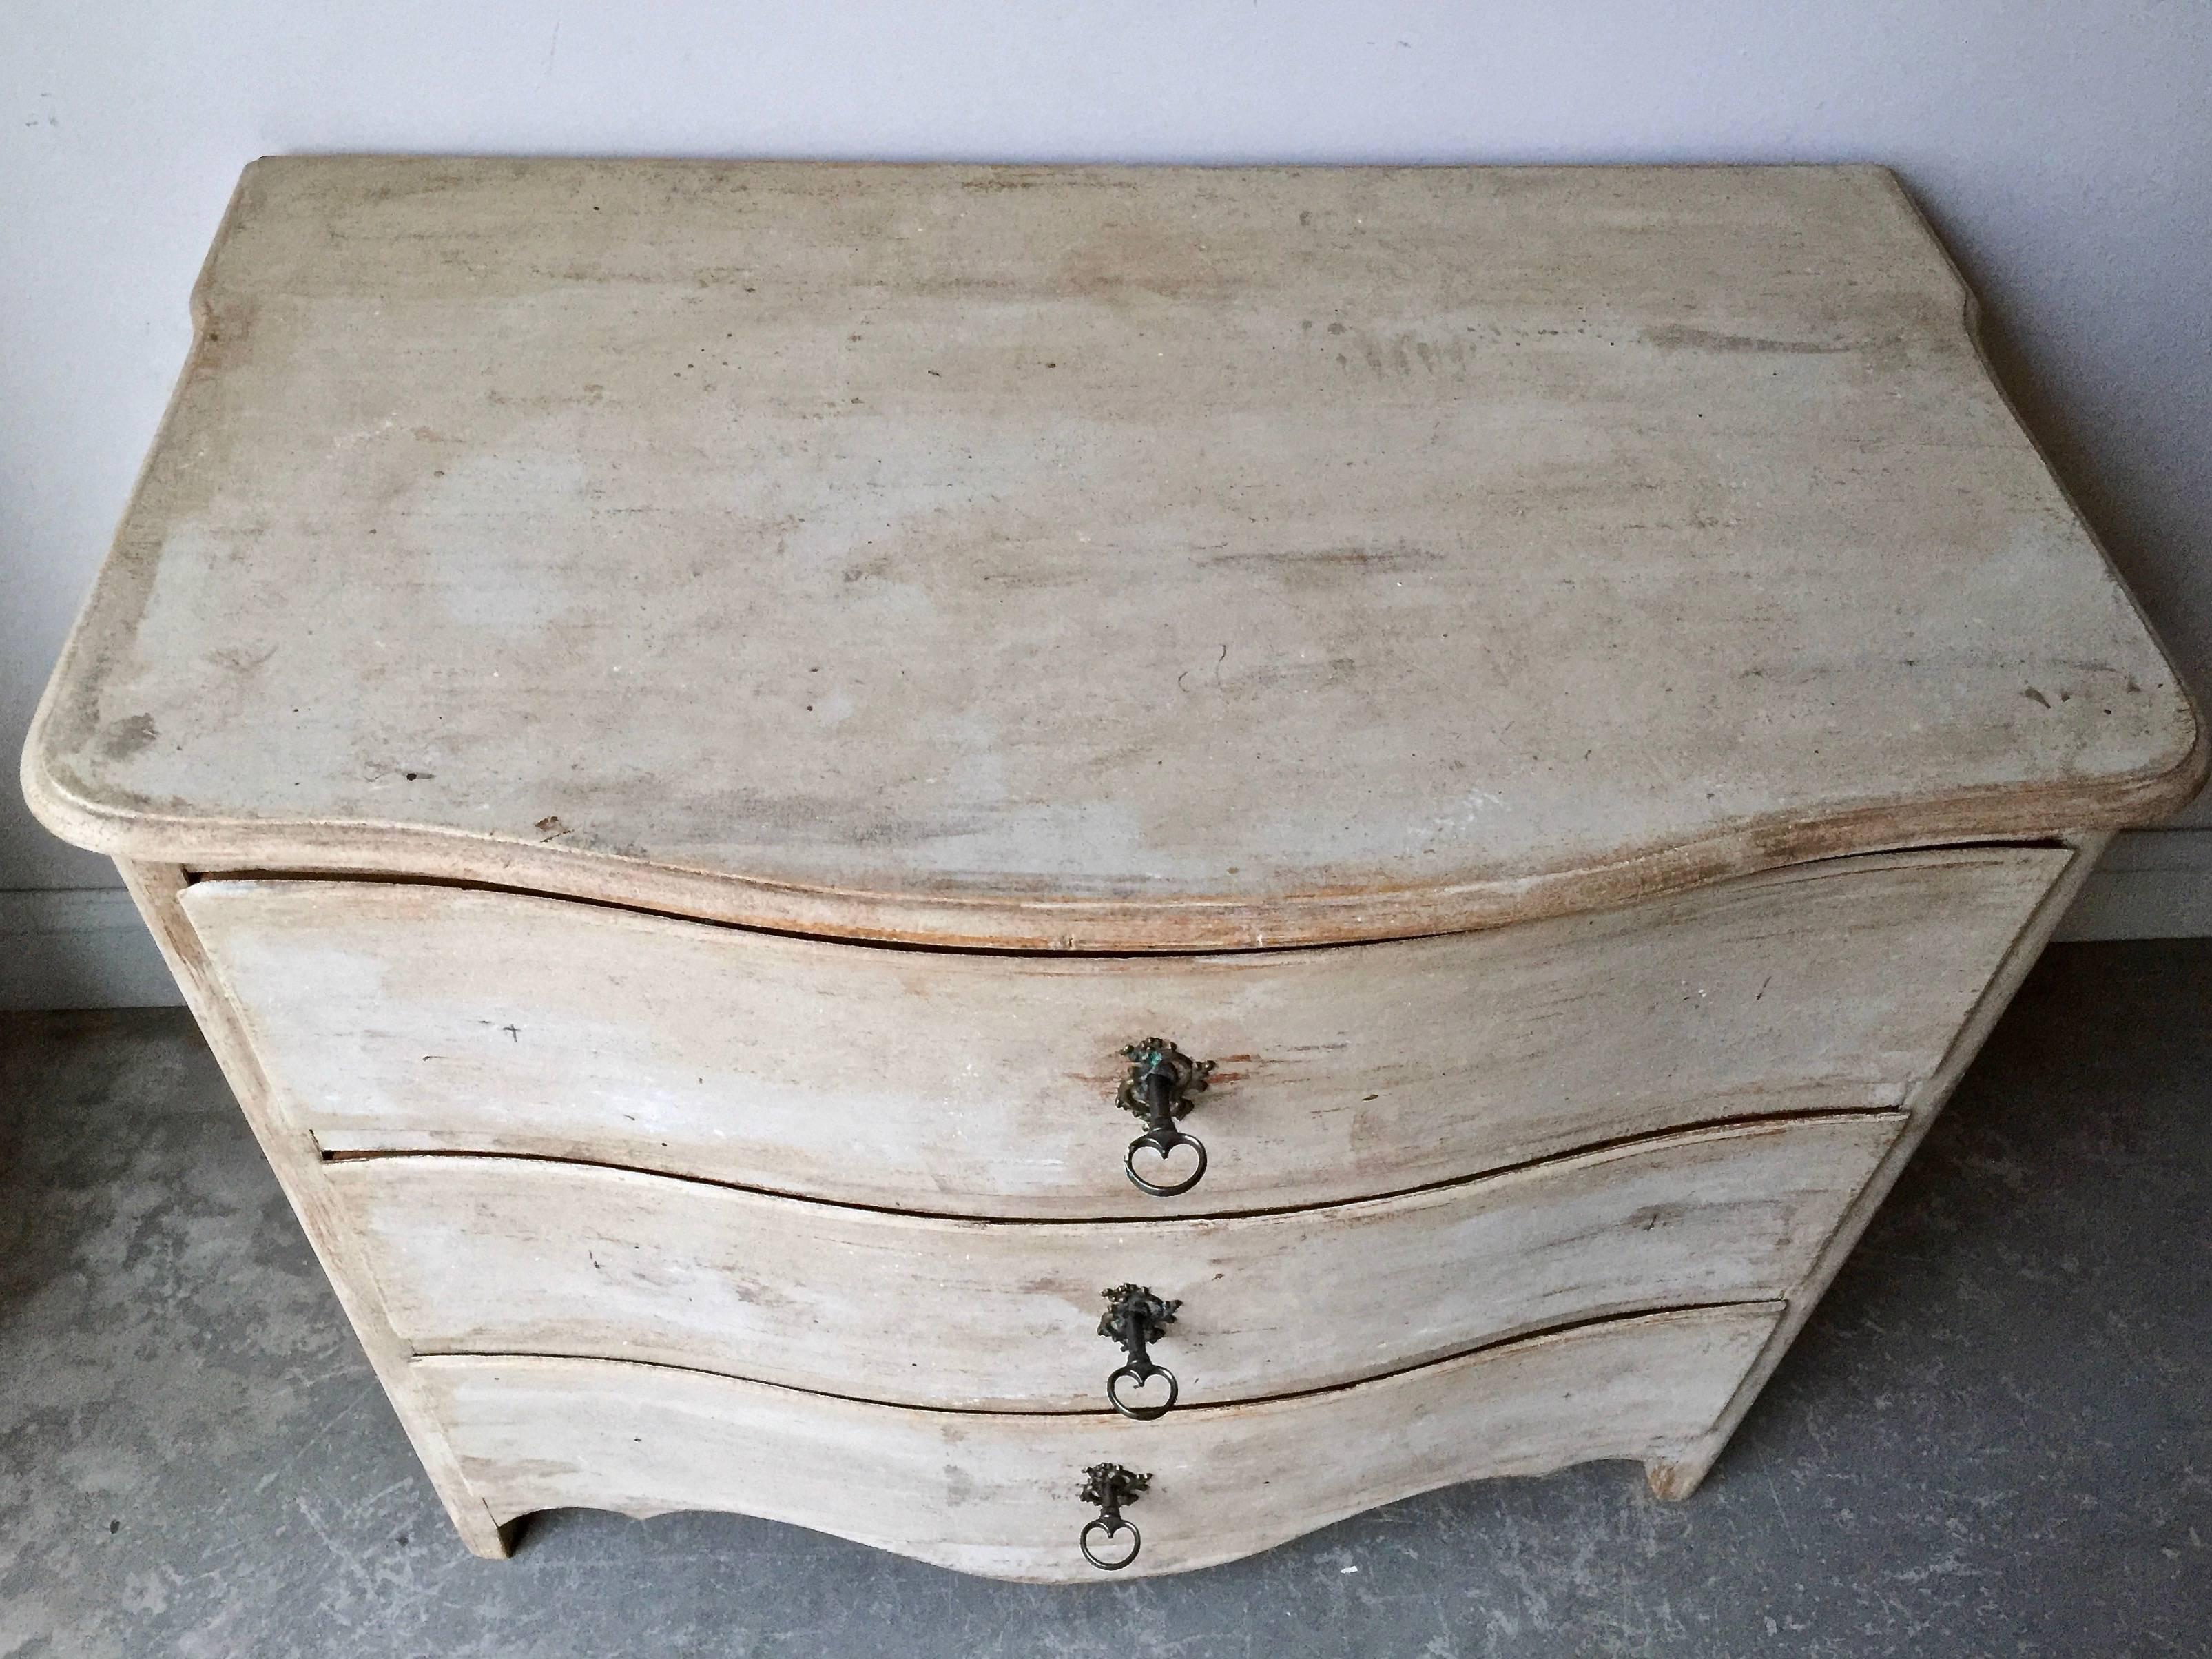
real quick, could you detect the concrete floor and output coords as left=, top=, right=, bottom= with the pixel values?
left=1, top=942, right=2207, bottom=1658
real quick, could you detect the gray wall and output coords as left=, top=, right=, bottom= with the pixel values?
left=5, top=1, right=2209, bottom=907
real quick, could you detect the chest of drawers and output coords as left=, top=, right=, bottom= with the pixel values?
left=23, top=157, right=2202, bottom=1581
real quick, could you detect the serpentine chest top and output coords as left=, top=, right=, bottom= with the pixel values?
left=24, top=158, right=2203, bottom=1580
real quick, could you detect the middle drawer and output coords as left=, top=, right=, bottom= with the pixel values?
left=331, top=1111, right=1899, bottom=1412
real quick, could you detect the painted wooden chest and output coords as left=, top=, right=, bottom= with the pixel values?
left=23, top=158, right=2202, bottom=1579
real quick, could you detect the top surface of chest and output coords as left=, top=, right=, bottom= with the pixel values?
left=25, top=158, right=2201, bottom=947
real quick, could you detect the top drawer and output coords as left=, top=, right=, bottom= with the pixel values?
left=186, top=845, right=2065, bottom=1218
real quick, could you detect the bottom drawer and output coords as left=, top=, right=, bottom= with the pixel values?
left=419, top=1303, right=1780, bottom=1582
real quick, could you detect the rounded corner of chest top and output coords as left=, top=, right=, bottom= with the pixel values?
left=16, top=716, right=138, bottom=861
left=2142, top=714, right=2212, bottom=824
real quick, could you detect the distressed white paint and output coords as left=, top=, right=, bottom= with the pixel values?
left=10, top=4, right=2212, bottom=916
left=187, top=848, right=2057, bottom=1217
left=334, top=1115, right=1900, bottom=1409
left=416, top=1304, right=1781, bottom=1582
left=14, top=155, right=2196, bottom=1579
left=22, top=162, right=2201, bottom=949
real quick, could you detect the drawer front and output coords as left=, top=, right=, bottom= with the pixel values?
left=417, top=1304, right=1780, bottom=1582
left=335, top=1113, right=1896, bottom=1410
left=187, top=845, right=2063, bottom=1217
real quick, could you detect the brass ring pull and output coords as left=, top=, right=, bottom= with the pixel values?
left=1077, top=1463, right=1148, bottom=1571
left=1115, top=1040, right=1215, bottom=1199
left=1079, top=1516, right=1141, bottom=1572
left=1099, top=1284, right=1183, bottom=1421
left=1106, top=1359, right=1180, bottom=1421
left=1124, top=1126, right=1206, bottom=1198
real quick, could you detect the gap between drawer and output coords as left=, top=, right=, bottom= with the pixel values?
left=319, top=1104, right=1910, bottom=1226
left=398, top=1298, right=1791, bottom=1421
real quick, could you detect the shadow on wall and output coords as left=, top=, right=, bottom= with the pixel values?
left=0, top=891, right=180, bottom=1012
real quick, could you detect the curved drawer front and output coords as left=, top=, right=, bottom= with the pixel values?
left=417, top=1304, right=1781, bottom=1582
left=188, top=845, right=2060, bottom=1217
left=333, top=1113, right=1897, bottom=1410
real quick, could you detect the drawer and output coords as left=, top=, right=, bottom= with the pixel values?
left=335, top=1113, right=1898, bottom=1410
left=187, top=845, right=2063, bottom=1218
left=417, top=1303, right=1780, bottom=1582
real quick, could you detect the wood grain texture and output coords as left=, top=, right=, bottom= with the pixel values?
left=185, top=847, right=2060, bottom=1217
left=332, top=1113, right=1898, bottom=1410
left=23, top=160, right=2200, bottom=949
left=415, top=1303, right=1781, bottom=1581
